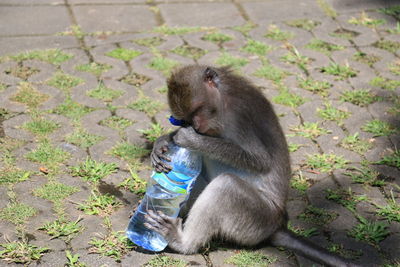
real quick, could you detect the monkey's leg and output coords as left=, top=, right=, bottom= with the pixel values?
left=145, top=173, right=279, bottom=254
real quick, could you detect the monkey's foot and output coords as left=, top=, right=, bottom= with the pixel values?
left=144, top=210, right=183, bottom=241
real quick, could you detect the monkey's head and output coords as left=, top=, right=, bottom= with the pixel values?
left=167, top=65, right=223, bottom=136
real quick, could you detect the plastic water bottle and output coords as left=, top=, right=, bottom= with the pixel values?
left=126, top=142, right=202, bottom=252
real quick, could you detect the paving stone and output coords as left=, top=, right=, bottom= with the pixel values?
left=159, top=3, right=245, bottom=27
left=1, top=1, right=399, bottom=266
left=121, top=250, right=157, bottom=267
left=29, top=251, right=67, bottom=267
left=74, top=249, right=119, bottom=266
left=70, top=0, right=147, bottom=3
left=0, top=6, right=71, bottom=36
left=242, top=0, right=325, bottom=24
left=73, top=5, right=157, bottom=33
left=325, top=0, right=400, bottom=14
left=0, top=36, right=78, bottom=56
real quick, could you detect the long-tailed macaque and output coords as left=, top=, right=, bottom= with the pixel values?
left=145, top=65, right=357, bottom=267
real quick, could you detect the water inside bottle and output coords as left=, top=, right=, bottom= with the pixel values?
left=126, top=184, right=182, bottom=251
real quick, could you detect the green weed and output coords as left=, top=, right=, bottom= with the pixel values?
left=306, top=153, right=348, bottom=173
left=7, top=49, right=72, bottom=65
left=317, top=102, right=351, bottom=125
left=22, top=117, right=59, bottom=136
left=52, top=98, right=93, bottom=121
left=0, top=241, right=49, bottom=264
left=316, top=0, right=337, bottom=18
left=11, top=82, right=49, bottom=110
left=133, top=36, right=165, bottom=47
left=106, top=48, right=142, bottom=61
left=376, top=149, right=400, bottom=169
left=290, top=122, right=330, bottom=139
left=388, top=59, right=400, bottom=75
left=87, top=82, right=123, bottom=102
left=345, top=167, right=385, bottom=187
left=89, top=231, right=134, bottom=262
left=171, top=45, right=207, bottom=60
left=241, top=39, right=273, bottom=56
left=281, top=46, right=311, bottom=74
left=326, top=188, right=366, bottom=212
left=119, top=167, right=147, bottom=196
left=272, top=88, right=306, bottom=108
left=215, top=51, right=249, bottom=70
left=139, top=123, right=170, bottom=143
left=298, top=77, right=331, bottom=97
left=341, top=133, right=373, bottom=154
left=39, top=218, right=83, bottom=241
left=33, top=182, right=79, bottom=202
left=121, top=72, right=151, bottom=87
left=202, top=32, right=233, bottom=44
left=225, top=250, right=277, bottom=267
left=369, top=76, right=400, bottom=91
left=65, top=127, right=103, bottom=148
left=305, top=39, right=344, bottom=55
left=65, top=250, right=88, bottom=267
left=144, top=255, right=188, bottom=267
left=0, top=168, right=30, bottom=185
left=353, top=52, right=381, bottom=67
left=349, top=12, right=386, bottom=27
left=387, top=22, right=400, bottom=34
left=100, top=116, right=133, bottom=131
left=348, top=216, right=389, bottom=245
left=153, top=25, right=203, bottom=35
left=330, top=28, right=359, bottom=39
left=254, top=62, right=288, bottom=83
left=298, top=205, right=338, bottom=225
left=128, top=91, right=164, bottom=117
left=5, top=65, right=39, bottom=80
left=288, top=222, right=319, bottom=238
left=148, top=55, right=179, bottom=77
left=265, top=24, right=294, bottom=41
left=290, top=171, right=312, bottom=194
left=71, top=157, right=117, bottom=183
left=286, top=19, right=321, bottom=31
left=362, top=119, right=397, bottom=137
left=78, top=192, right=122, bottom=216
left=0, top=201, right=37, bottom=225
left=232, top=21, right=257, bottom=37
left=375, top=194, right=400, bottom=222
left=373, top=40, right=400, bottom=53
left=340, top=89, right=379, bottom=107
left=320, top=62, right=357, bottom=80
left=25, top=140, right=70, bottom=168
left=110, top=142, right=150, bottom=164
left=47, top=72, right=83, bottom=93
left=75, top=62, right=111, bottom=77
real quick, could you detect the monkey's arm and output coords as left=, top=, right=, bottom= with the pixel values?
left=173, top=127, right=271, bottom=173
left=151, top=130, right=177, bottom=173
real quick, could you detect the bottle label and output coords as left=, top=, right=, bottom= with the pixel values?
left=152, top=172, right=191, bottom=194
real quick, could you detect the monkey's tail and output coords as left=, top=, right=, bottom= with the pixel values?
left=269, top=229, right=360, bottom=267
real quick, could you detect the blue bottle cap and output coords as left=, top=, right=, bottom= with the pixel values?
left=169, top=115, right=185, bottom=126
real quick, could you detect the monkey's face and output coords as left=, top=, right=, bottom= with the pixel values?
left=167, top=65, right=222, bottom=137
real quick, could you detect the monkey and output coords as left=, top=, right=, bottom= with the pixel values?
left=144, top=65, right=358, bottom=267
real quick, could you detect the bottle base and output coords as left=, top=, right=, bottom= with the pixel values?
left=126, top=229, right=168, bottom=252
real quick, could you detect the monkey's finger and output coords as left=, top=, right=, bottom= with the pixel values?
left=147, top=210, right=167, bottom=224
left=157, top=211, right=174, bottom=223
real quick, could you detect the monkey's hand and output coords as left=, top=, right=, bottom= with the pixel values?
left=144, top=210, right=183, bottom=248
left=173, top=127, right=201, bottom=150
left=151, top=135, right=173, bottom=173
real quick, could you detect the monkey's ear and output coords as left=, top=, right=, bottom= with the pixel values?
left=204, top=67, right=220, bottom=88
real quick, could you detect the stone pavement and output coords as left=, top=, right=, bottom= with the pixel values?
left=0, top=0, right=399, bottom=266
